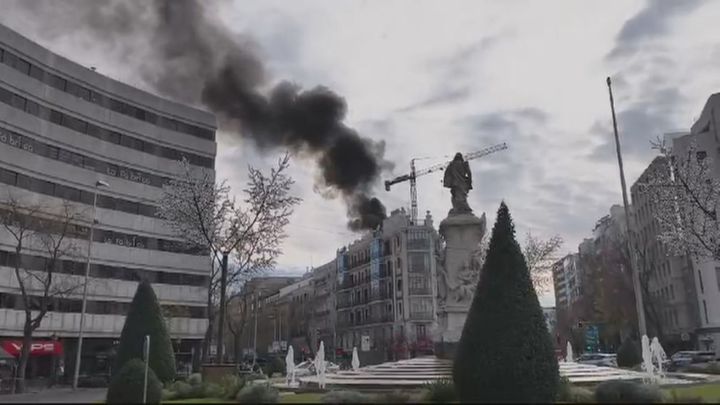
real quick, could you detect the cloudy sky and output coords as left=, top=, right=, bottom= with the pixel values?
left=3, top=0, right=720, bottom=306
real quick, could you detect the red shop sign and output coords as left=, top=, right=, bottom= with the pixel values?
left=1, top=340, right=63, bottom=357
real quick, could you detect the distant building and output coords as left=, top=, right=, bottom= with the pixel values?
left=335, top=208, right=439, bottom=365
left=631, top=155, right=698, bottom=349
left=542, top=307, right=557, bottom=336
left=668, top=93, right=720, bottom=352
left=552, top=254, right=581, bottom=309
left=233, top=207, right=440, bottom=366
left=230, top=276, right=300, bottom=360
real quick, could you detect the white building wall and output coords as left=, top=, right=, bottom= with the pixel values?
left=671, top=99, right=720, bottom=352
left=0, top=23, right=214, bottom=340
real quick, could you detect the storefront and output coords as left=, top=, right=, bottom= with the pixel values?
left=0, top=339, right=63, bottom=380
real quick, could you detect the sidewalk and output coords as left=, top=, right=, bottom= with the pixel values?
left=1, top=387, right=106, bottom=403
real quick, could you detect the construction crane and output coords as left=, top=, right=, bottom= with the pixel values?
left=384, top=142, right=509, bottom=225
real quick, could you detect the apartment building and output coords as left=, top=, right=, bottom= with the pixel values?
left=230, top=276, right=300, bottom=361
left=631, top=155, right=698, bottom=349
left=671, top=93, right=720, bottom=352
left=235, top=208, right=440, bottom=366
left=0, top=23, right=216, bottom=379
left=335, top=208, right=438, bottom=365
left=552, top=253, right=581, bottom=309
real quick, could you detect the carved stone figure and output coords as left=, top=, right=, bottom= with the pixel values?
left=436, top=239, right=485, bottom=308
left=443, top=153, right=473, bottom=215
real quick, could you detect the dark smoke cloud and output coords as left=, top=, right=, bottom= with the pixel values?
left=10, top=0, right=391, bottom=231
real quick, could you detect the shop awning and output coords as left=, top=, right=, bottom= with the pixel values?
left=0, top=346, right=13, bottom=360
left=1, top=340, right=63, bottom=357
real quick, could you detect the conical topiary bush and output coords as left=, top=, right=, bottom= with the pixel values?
left=452, top=202, right=559, bottom=402
left=114, top=280, right=176, bottom=383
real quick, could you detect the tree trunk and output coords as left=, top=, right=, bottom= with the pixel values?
left=202, top=292, right=214, bottom=365
left=217, top=253, right=228, bottom=364
left=15, top=322, right=33, bottom=393
left=234, top=332, right=240, bottom=365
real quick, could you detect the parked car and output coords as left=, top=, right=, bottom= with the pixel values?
left=576, top=353, right=618, bottom=367
left=293, top=360, right=340, bottom=376
left=668, top=351, right=716, bottom=371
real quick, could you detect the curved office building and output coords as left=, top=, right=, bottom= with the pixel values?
left=0, top=24, right=215, bottom=379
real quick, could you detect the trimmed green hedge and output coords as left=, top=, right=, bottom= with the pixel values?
left=107, top=358, right=162, bottom=404
left=114, top=280, right=176, bottom=383
left=452, top=203, right=559, bottom=402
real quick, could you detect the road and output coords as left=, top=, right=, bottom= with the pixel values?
left=1, top=387, right=106, bottom=403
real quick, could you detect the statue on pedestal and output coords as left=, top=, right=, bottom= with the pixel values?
left=434, top=152, right=485, bottom=358
left=443, top=153, right=473, bottom=215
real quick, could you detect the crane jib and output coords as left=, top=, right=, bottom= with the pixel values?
left=383, top=142, right=509, bottom=224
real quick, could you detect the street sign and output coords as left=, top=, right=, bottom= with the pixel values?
left=585, top=325, right=600, bottom=352
left=361, top=335, right=370, bottom=352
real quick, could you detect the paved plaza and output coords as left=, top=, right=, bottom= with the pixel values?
left=0, top=387, right=106, bottom=403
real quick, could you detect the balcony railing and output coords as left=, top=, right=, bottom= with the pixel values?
left=409, top=287, right=432, bottom=295
left=337, top=313, right=394, bottom=328
left=409, top=311, right=434, bottom=321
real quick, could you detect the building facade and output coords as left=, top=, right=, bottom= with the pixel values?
left=671, top=94, right=720, bottom=352
left=552, top=253, right=581, bottom=309
left=0, top=24, right=216, bottom=379
left=335, top=208, right=438, bottom=365
left=235, top=208, right=441, bottom=367
left=631, top=155, right=698, bottom=349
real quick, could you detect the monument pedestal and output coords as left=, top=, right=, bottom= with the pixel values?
left=434, top=212, right=485, bottom=360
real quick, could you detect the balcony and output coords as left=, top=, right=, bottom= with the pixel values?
left=409, top=287, right=432, bottom=295
left=337, top=313, right=394, bottom=328
left=409, top=312, right=434, bottom=321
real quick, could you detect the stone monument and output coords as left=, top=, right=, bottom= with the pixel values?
left=434, top=153, right=486, bottom=359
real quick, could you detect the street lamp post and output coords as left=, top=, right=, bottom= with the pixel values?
left=72, top=180, right=109, bottom=390
left=606, top=77, right=647, bottom=337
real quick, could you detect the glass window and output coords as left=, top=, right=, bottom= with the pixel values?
left=10, top=93, right=26, bottom=110
left=90, top=90, right=105, bottom=105
left=77, top=86, right=91, bottom=101
left=105, top=131, right=121, bottom=144
left=14, top=58, right=30, bottom=74
left=25, top=99, right=40, bottom=116
left=65, top=81, right=80, bottom=97
left=29, top=65, right=45, bottom=81
left=0, top=168, right=17, bottom=185
left=61, top=114, right=88, bottom=133
left=0, top=86, right=12, bottom=104
left=48, top=74, right=67, bottom=91
left=49, top=110, right=63, bottom=125
left=1, top=49, right=18, bottom=67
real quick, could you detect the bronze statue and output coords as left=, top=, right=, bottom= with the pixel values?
left=443, top=152, right=473, bottom=215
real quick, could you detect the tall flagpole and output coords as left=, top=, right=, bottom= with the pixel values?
left=606, top=76, right=647, bottom=337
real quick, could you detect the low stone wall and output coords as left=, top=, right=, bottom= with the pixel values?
left=434, top=342, right=458, bottom=360
left=201, top=364, right=237, bottom=384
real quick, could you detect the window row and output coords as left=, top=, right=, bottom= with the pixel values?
left=0, top=250, right=208, bottom=287
left=0, top=292, right=206, bottom=318
left=0, top=47, right=215, bottom=141
left=0, top=205, right=205, bottom=256
left=0, top=165, right=158, bottom=218
left=0, top=85, right=213, bottom=168
left=0, top=126, right=171, bottom=187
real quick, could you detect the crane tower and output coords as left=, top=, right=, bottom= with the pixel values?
left=384, top=142, right=508, bottom=225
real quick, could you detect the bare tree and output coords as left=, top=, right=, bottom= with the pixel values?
left=157, top=153, right=301, bottom=363
left=643, top=138, right=720, bottom=260
left=0, top=195, right=82, bottom=393
left=523, top=232, right=564, bottom=294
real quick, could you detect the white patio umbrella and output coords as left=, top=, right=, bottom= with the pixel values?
left=285, top=345, right=296, bottom=386
left=315, top=341, right=326, bottom=388
left=351, top=346, right=360, bottom=371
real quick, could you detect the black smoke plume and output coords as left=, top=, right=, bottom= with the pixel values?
left=11, top=0, right=391, bottom=230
